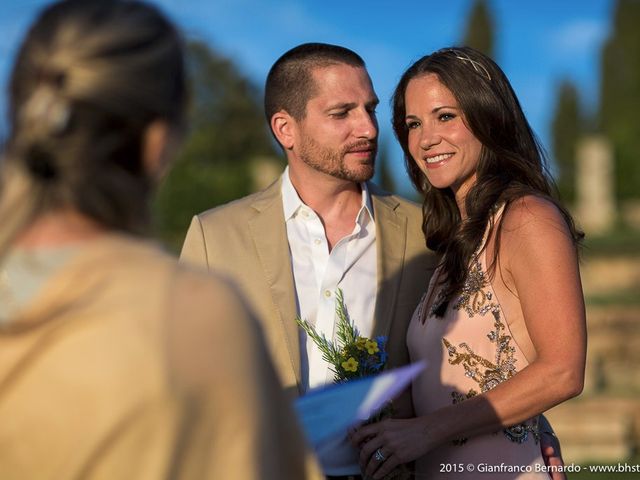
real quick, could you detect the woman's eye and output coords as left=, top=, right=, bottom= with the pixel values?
left=406, top=121, right=420, bottom=129
left=439, top=113, right=456, bottom=122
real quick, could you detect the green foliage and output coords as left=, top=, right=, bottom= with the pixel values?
left=586, top=290, right=640, bottom=306
left=153, top=160, right=251, bottom=251
left=551, top=80, right=582, bottom=204
left=152, top=40, right=278, bottom=249
left=571, top=458, right=640, bottom=480
left=462, top=0, right=495, bottom=58
left=184, top=41, right=274, bottom=164
left=599, top=0, right=640, bottom=201
left=584, top=223, right=640, bottom=256
left=374, top=142, right=397, bottom=194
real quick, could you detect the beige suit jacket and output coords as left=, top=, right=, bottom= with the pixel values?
left=181, top=178, right=436, bottom=396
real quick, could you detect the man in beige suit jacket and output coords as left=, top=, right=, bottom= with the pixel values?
left=181, top=43, right=434, bottom=479
left=181, top=43, right=434, bottom=399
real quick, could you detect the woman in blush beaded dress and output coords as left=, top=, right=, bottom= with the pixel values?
left=352, top=47, right=586, bottom=479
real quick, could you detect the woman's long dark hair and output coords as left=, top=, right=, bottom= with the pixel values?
left=392, top=47, right=583, bottom=314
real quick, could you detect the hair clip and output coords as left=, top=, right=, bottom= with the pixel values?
left=21, top=87, right=71, bottom=136
left=449, top=49, right=491, bottom=81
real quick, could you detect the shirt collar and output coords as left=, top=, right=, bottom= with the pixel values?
left=281, top=166, right=305, bottom=221
left=280, top=166, right=374, bottom=224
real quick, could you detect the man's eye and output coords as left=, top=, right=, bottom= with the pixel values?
left=330, top=111, right=348, bottom=118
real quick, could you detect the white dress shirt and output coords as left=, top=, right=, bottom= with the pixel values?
left=282, top=168, right=377, bottom=475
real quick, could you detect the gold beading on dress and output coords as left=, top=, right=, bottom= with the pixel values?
left=443, top=257, right=539, bottom=445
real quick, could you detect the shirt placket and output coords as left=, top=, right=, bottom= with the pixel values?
left=307, top=216, right=358, bottom=387
left=301, top=208, right=332, bottom=387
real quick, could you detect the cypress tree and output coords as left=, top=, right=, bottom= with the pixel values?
left=599, top=0, right=640, bottom=201
left=462, top=0, right=495, bottom=58
left=375, top=143, right=397, bottom=194
left=551, top=80, right=582, bottom=204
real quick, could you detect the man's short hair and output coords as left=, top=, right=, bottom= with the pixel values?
left=264, top=43, right=365, bottom=121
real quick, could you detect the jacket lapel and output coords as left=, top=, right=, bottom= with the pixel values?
left=371, top=188, right=406, bottom=338
left=247, top=180, right=301, bottom=388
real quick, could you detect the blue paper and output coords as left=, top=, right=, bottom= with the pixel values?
left=294, top=361, right=425, bottom=447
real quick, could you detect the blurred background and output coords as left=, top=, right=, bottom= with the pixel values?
left=1, top=0, right=639, bottom=476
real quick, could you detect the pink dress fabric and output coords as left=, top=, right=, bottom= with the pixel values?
left=407, top=214, right=549, bottom=479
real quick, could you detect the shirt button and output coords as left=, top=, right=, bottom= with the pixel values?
left=324, top=290, right=332, bottom=298
left=301, top=210, right=309, bottom=218
left=314, top=238, right=322, bottom=245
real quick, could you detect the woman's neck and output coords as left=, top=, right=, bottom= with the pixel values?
left=15, top=209, right=106, bottom=249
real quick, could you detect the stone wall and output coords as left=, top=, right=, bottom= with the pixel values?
left=546, top=305, right=640, bottom=463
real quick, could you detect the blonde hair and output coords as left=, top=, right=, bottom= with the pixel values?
left=0, top=0, right=186, bottom=257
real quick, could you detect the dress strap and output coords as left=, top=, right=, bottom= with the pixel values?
left=475, top=203, right=507, bottom=258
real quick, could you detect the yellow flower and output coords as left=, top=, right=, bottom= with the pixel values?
left=365, top=339, right=380, bottom=355
left=355, top=337, right=367, bottom=351
left=342, top=357, right=359, bottom=372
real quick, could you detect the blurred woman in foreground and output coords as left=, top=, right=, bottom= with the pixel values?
left=0, top=1, right=315, bottom=478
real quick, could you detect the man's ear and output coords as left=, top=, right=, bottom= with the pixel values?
left=271, top=110, right=296, bottom=150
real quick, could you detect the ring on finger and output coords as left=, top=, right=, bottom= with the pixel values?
left=374, top=448, right=386, bottom=462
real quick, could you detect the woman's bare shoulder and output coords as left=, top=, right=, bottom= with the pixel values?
left=500, top=195, right=571, bottom=238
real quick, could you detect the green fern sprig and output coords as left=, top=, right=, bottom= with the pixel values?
left=334, top=288, right=358, bottom=346
left=295, top=288, right=355, bottom=371
left=295, top=316, right=341, bottom=368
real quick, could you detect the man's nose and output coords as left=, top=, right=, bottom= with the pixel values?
left=354, top=109, right=378, bottom=140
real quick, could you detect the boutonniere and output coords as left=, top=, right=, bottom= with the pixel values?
left=296, top=288, right=387, bottom=382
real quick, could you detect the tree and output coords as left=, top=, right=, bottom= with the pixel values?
left=599, top=0, right=640, bottom=201
left=153, top=41, right=280, bottom=249
left=375, top=142, right=397, bottom=194
left=183, top=41, right=275, bottom=166
left=551, top=80, right=582, bottom=204
left=462, top=0, right=495, bottom=58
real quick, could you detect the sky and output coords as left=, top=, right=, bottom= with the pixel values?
left=0, top=0, right=615, bottom=195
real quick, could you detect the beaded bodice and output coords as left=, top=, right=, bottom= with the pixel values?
left=410, top=219, right=540, bottom=445
left=407, top=206, right=545, bottom=477
left=441, top=255, right=538, bottom=444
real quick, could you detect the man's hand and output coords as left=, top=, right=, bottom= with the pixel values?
left=540, top=425, right=567, bottom=480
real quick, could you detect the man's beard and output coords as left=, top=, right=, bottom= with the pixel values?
left=298, top=137, right=377, bottom=183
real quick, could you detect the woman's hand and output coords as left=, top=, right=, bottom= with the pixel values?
left=349, top=417, right=432, bottom=479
